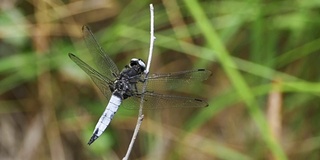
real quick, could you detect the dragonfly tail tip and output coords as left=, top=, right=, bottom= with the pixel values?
left=87, top=133, right=99, bottom=145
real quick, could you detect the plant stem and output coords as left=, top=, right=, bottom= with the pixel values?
left=122, top=4, right=155, bottom=160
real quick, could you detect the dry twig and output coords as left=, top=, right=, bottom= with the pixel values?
left=122, top=4, right=156, bottom=160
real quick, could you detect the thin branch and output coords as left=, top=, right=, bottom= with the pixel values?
left=145, top=4, right=155, bottom=74
left=122, top=4, right=155, bottom=160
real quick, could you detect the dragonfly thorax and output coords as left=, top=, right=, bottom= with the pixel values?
left=113, top=65, right=144, bottom=100
left=113, top=79, right=132, bottom=99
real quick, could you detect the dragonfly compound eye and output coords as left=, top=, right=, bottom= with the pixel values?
left=130, top=58, right=146, bottom=73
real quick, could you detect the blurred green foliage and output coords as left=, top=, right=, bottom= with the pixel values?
left=0, top=0, right=320, bottom=160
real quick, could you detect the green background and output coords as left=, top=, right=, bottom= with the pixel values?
left=0, top=0, right=320, bottom=159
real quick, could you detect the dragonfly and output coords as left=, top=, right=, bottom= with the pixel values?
left=68, top=26, right=212, bottom=145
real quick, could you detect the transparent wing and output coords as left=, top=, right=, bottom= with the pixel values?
left=122, top=92, right=208, bottom=109
left=69, top=53, right=113, bottom=100
left=137, top=69, right=212, bottom=92
left=82, top=26, right=120, bottom=80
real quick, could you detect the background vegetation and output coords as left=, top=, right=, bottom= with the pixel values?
left=1, top=0, right=320, bottom=159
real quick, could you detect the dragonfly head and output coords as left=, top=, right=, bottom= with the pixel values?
left=130, top=58, right=146, bottom=74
